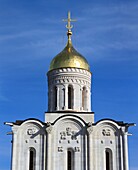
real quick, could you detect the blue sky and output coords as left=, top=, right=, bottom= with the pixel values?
left=0, top=0, right=138, bottom=169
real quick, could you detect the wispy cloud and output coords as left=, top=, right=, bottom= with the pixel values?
left=72, top=2, right=138, bottom=60
left=82, top=2, right=138, bottom=17
left=0, top=28, right=58, bottom=42
left=0, top=1, right=138, bottom=66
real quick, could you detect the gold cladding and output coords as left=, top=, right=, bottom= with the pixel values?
left=49, top=12, right=90, bottom=71
left=49, top=40, right=90, bottom=71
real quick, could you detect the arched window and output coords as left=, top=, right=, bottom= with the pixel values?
left=62, top=88, right=65, bottom=109
left=67, top=148, right=74, bottom=170
left=105, top=148, right=113, bottom=170
left=29, top=148, right=36, bottom=170
left=82, top=87, right=87, bottom=110
left=68, top=85, right=73, bottom=109
left=54, top=86, right=57, bottom=110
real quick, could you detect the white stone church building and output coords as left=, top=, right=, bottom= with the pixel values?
left=5, top=12, right=135, bottom=170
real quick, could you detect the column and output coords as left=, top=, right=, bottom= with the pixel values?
left=42, top=134, right=46, bottom=170
left=120, top=134, right=124, bottom=170
left=123, top=129, right=129, bottom=170
left=46, top=123, right=53, bottom=170
left=87, top=123, right=93, bottom=170
left=12, top=134, right=17, bottom=170
left=85, top=88, right=88, bottom=111
left=11, top=127, right=18, bottom=170
left=72, top=88, right=75, bottom=110
left=80, top=87, right=83, bottom=110
left=49, top=88, right=53, bottom=112
left=87, top=88, right=91, bottom=112
left=56, top=87, right=59, bottom=110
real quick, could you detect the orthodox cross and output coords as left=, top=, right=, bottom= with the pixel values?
left=63, top=11, right=76, bottom=31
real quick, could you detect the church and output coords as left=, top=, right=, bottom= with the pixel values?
left=5, top=12, right=135, bottom=170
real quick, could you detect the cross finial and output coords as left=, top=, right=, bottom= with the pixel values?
left=63, top=11, right=76, bottom=40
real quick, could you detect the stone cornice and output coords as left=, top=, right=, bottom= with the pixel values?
left=47, top=67, right=91, bottom=77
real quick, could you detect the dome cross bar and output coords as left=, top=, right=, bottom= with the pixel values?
left=63, top=11, right=77, bottom=40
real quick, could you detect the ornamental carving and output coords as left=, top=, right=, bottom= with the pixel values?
left=88, top=122, right=92, bottom=127
left=46, top=127, right=52, bottom=134
left=87, top=122, right=93, bottom=134
left=48, top=68, right=91, bottom=77
left=27, top=128, right=36, bottom=135
left=71, top=131, right=77, bottom=140
left=75, top=147, right=80, bottom=152
left=102, top=129, right=111, bottom=136
left=59, top=127, right=78, bottom=143
left=46, top=122, right=52, bottom=134
left=60, top=131, right=66, bottom=140
left=48, top=74, right=91, bottom=87
left=58, top=147, right=63, bottom=152
left=66, top=127, right=72, bottom=135
left=47, top=122, right=52, bottom=127
left=87, top=127, right=93, bottom=134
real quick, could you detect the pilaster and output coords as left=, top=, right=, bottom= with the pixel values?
left=122, top=127, right=129, bottom=170
left=87, top=122, right=93, bottom=170
left=46, top=122, right=53, bottom=170
left=11, top=127, right=18, bottom=170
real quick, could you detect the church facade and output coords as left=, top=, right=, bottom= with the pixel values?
left=5, top=12, right=134, bottom=170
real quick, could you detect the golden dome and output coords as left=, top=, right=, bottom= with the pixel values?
left=49, top=11, right=90, bottom=71
left=49, top=40, right=90, bottom=71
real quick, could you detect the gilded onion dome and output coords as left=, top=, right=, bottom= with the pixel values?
left=49, top=12, right=90, bottom=71
left=49, top=40, right=90, bottom=71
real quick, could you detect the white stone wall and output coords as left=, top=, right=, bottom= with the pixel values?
left=47, top=68, right=92, bottom=112
left=88, top=120, right=129, bottom=170
left=10, top=117, right=130, bottom=170
left=45, top=112, right=94, bottom=124
left=49, top=116, right=87, bottom=170
left=11, top=120, right=46, bottom=170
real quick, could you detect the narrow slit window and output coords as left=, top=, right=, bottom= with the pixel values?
left=67, top=149, right=74, bottom=170
left=29, top=148, right=36, bottom=170
left=68, top=85, right=73, bottom=109
left=63, top=88, right=65, bottom=108
left=105, top=149, right=113, bottom=170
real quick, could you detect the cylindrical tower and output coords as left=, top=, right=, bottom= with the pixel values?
left=47, top=12, right=92, bottom=113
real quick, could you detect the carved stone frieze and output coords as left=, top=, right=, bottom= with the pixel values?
left=48, top=68, right=91, bottom=82
left=58, top=147, right=63, bottom=152
left=87, top=122, right=93, bottom=134
left=59, top=127, right=78, bottom=143
left=46, top=127, right=52, bottom=134
left=47, top=122, right=52, bottom=127
left=88, top=122, right=92, bottom=127
left=48, top=68, right=91, bottom=87
left=102, top=129, right=111, bottom=136
left=53, top=67, right=90, bottom=75
left=53, top=76, right=90, bottom=84
left=66, top=127, right=72, bottom=136
left=74, top=147, right=80, bottom=152
left=46, top=122, right=53, bottom=134
left=27, top=128, right=36, bottom=135
left=87, top=127, right=93, bottom=134
left=60, top=131, right=66, bottom=140
left=71, top=131, right=77, bottom=140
